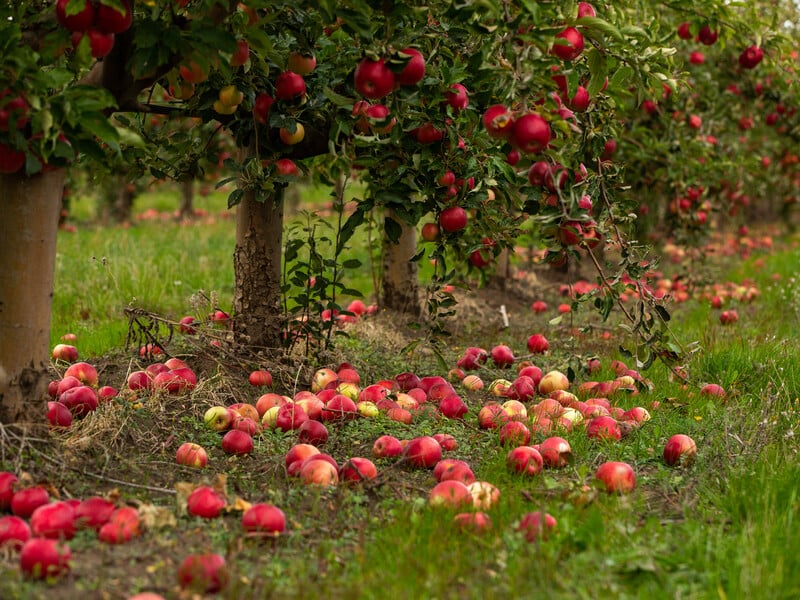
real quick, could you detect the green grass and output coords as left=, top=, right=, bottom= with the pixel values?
left=9, top=205, right=800, bottom=598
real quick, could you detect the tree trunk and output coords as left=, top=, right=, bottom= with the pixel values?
left=488, top=247, right=511, bottom=290
left=0, top=168, right=66, bottom=424
left=178, top=179, right=194, bottom=219
left=380, top=209, right=421, bottom=315
left=233, top=185, right=285, bottom=353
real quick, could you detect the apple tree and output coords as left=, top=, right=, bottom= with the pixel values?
left=0, top=0, right=780, bottom=424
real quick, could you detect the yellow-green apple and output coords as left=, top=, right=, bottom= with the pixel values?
left=538, top=370, right=569, bottom=395
left=287, top=52, right=316, bottom=75
left=203, top=406, right=234, bottom=432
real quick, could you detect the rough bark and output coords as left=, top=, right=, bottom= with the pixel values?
left=488, top=247, right=512, bottom=290
left=381, top=209, right=421, bottom=316
left=178, top=179, right=194, bottom=220
left=233, top=185, right=285, bottom=354
left=0, top=168, right=66, bottom=425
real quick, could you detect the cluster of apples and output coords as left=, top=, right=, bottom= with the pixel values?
left=0, top=471, right=141, bottom=581
left=55, top=0, right=132, bottom=59
left=48, top=338, right=120, bottom=428
left=677, top=20, right=763, bottom=70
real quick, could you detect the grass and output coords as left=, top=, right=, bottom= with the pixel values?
left=5, top=193, right=800, bottom=598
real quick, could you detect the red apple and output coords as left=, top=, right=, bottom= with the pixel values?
left=299, top=458, right=339, bottom=486
left=339, top=457, right=378, bottom=482
left=432, top=433, right=458, bottom=451
left=539, top=436, right=572, bottom=468
left=187, top=486, right=226, bottom=519
left=74, top=496, right=116, bottom=531
left=19, top=538, right=71, bottom=580
left=274, top=71, right=306, bottom=100
left=221, top=430, right=254, bottom=456
left=176, top=442, right=208, bottom=468
left=98, top=507, right=140, bottom=544
left=439, top=395, right=468, bottom=419
left=64, top=361, right=98, bottom=386
left=509, top=113, right=551, bottom=154
left=453, top=511, right=492, bottom=534
left=663, top=434, right=697, bottom=466
left=677, top=22, right=692, bottom=40
left=517, top=511, right=557, bottom=542
left=46, top=401, right=73, bottom=428
left=253, top=92, right=274, bottom=125
left=354, top=57, right=395, bottom=99
left=11, top=487, right=49, bottom=519
left=396, top=48, right=426, bottom=86
left=526, top=334, right=549, bottom=354
left=482, top=104, right=514, bottom=139
left=551, top=26, right=585, bottom=61
left=87, top=29, right=115, bottom=58
left=248, top=370, right=273, bottom=387
left=490, top=344, right=515, bottom=368
left=94, top=0, right=132, bottom=34
left=444, top=83, right=469, bottom=111
left=55, top=0, right=94, bottom=32
left=403, top=436, right=442, bottom=468
left=586, top=416, right=622, bottom=441
left=242, top=503, right=286, bottom=535
left=372, top=435, right=403, bottom=459
left=698, top=25, right=718, bottom=45
left=477, top=404, right=510, bottom=430
left=30, top=501, right=76, bottom=540
left=506, top=445, right=543, bottom=476
left=0, top=515, right=30, bottom=550
left=595, top=461, right=636, bottom=493
left=230, top=39, right=250, bottom=67
left=177, top=553, right=228, bottom=594
left=438, top=206, right=468, bottom=233
left=577, top=2, right=596, bottom=17
left=428, top=480, right=473, bottom=510
left=0, top=472, right=18, bottom=511
left=437, top=462, right=475, bottom=485
left=739, top=46, right=764, bottom=69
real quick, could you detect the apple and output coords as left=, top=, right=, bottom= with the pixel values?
left=568, top=85, right=590, bottom=112
left=439, top=395, right=468, bottom=419
left=444, top=83, right=469, bottom=111
left=551, top=26, right=585, bottom=61
left=47, top=401, right=73, bottom=428
left=700, top=383, right=726, bottom=399
left=354, top=57, right=395, bottom=99
left=490, top=344, right=515, bottom=368
left=253, top=92, right=274, bottom=125
left=429, top=480, right=473, bottom=510
left=432, top=433, right=457, bottom=451
left=221, top=430, right=254, bottom=456
left=539, top=370, right=569, bottom=395
left=720, top=310, right=738, bottom=325
left=255, top=393, right=287, bottom=417
left=438, top=206, right=468, bottom=233
left=279, top=122, right=305, bottom=145
left=0, top=142, right=25, bottom=174
left=242, top=503, right=286, bottom=535
left=663, top=434, right=697, bottom=466
left=0, top=472, right=18, bottom=511
left=526, top=334, right=549, bottom=354
left=30, top=501, right=76, bottom=540
left=621, top=406, right=651, bottom=425
left=248, top=369, right=273, bottom=387
left=483, top=104, right=514, bottom=139
left=204, top=406, right=234, bottom=432
left=411, top=121, right=444, bottom=144
left=74, top=496, right=116, bottom=530
left=230, top=40, right=250, bottom=67
left=87, top=29, right=115, bottom=58
left=311, top=368, right=338, bottom=392
left=98, top=506, right=140, bottom=544
left=539, top=436, right=572, bottom=468
left=577, top=2, right=596, bottom=17
left=176, top=442, right=208, bottom=468
left=177, top=553, right=228, bottom=594
left=677, top=22, right=692, bottom=39
left=299, top=458, right=339, bottom=486
left=437, top=462, right=475, bottom=485
left=586, top=416, right=622, bottom=441
left=461, top=374, right=484, bottom=391
left=595, top=461, right=636, bottom=493
left=56, top=0, right=95, bottom=31
left=467, top=481, right=500, bottom=510
left=453, top=511, right=492, bottom=534
left=506, top=446, right=544, bottom=476
left=285, top=444, right=320, bottom=469
left=126, top=370, right=150, bottom=392
left=739, top=46, right=764, bottom=69
left=287, top=52, right=316, bottom=75
left=477, top=404, right=509, bottom=430
left=187, top=486, right=226, bottom=519
left=11, top=486, right=49, bottom=519
left=396, top=47, right=426, bottom=85
left=517, top=511, right=557, bottom=542
left=403, top=436, right=442, bottom=468
left=507, top=376, right=536, bottom=402
left=95, top=0, right=132, bottom=34
left=339, top=457, right=378, bottom=482
left=52, top=343, right=78, bottom=362
left=509, top=113, right=551, bottom=154
left=218, top=85, right=244, bottom=108
left=698, top=25, right=718, bottom=45
left=274, top=71, right=306, bottom=100
left=321, top=395, right=358, bottom=421
left=518, top=365, right=543, bottom=388
left=97, top=385, right=118, bottom=401
left=19, top=538, right=71, bottom=580
left=0, top=515, right=30, bottom=551
left=372, top=435, right=403, bottom=459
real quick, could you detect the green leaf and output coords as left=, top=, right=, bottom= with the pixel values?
left=575, top=16, right=623, bottom=41
left=609, top=65, right=634, bottom=90
left=385, top=216, right=402, bottom=244
left=227, top=189, right=244, bottom=209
